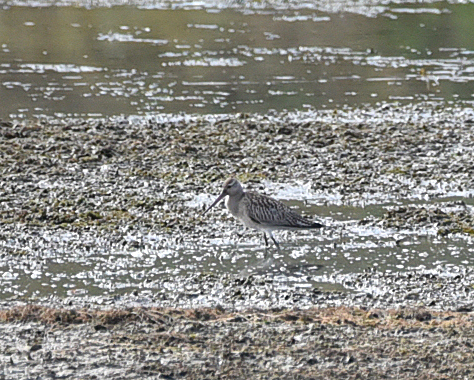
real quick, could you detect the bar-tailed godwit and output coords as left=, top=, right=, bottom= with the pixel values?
left=202, top=178, right=324, bottom=249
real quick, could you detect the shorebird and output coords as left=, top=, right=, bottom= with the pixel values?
left=202, top=178, right=324, bottom=250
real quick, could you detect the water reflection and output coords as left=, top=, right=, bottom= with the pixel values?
left=2, top=197, right=474, bottom=300
left=0, top=4, right=474, bottom=119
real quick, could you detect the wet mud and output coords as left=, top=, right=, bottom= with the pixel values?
left=1, top=104, right=474, bottom=377
left=1, top=104, right=474, bottom=303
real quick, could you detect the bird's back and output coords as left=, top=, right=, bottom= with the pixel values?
left=243, top=192, right=322, bottom=230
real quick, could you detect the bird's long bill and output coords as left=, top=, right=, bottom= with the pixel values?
left=202, top=192, right=226, bottom=216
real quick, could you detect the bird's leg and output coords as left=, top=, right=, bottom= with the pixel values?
left=263, top=233, right=269, bottom=258
left=269, top=232, right=281, bottom=251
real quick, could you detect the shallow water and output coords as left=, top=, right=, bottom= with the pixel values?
left=1, top=193, right=474, bottom=301
left=1, top=2, right=474, bottom=119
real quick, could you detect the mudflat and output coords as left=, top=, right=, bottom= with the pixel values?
left=2, top=104, right=474, bottom=378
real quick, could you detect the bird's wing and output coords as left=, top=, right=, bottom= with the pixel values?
left=245, top=192, right=312, bottom=227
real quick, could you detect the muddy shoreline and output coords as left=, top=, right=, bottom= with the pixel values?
left=2, top=104, right=474, bottom=378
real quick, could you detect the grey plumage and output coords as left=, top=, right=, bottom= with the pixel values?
left=244, top=192, right=323, bottom=230
left=202, top=177, right=323, bottom=250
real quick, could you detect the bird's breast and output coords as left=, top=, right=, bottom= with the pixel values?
left=225, top=195, right=240, bottom=217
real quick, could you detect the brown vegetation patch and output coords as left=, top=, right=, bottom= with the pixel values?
left=1, top=304, right=473, bottom=330
left=2, top=304, right=474, bottom=380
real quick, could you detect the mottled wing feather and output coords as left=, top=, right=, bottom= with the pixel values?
left=245, top=192, right=315, bottom=228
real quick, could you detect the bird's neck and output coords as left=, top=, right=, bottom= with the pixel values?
left=225, top=191, right=245, bottom=216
